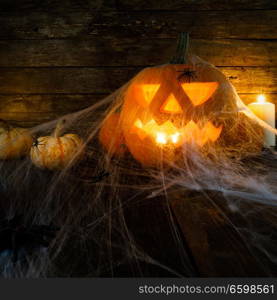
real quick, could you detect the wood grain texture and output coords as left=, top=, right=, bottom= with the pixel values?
left=0, top=67, right=275, bottom=94
left=0, top=94, right=106, bottom=126
left=240, top=94, right=277, bottom=105
left=104, top=0, right=277, bottom=10
left=170, top=191, right=270, bottom=276
left=0, top=93, right=275, bottom=127
left=222, top=67, right=277, bottom=93
left=0, top=112, right=59, bottom=124
left=170, top=153, right=277, bottom=277
left=0, top=94, right=276, bottom=113
left=0, top=67, right=137, bottom=94
left=0, top=94, right=104, bottom=113
left=0, top=0, right=276, bottom=11
left=0, top=10, right=276, bottom=39
left=0, top=39, right=276, bottom=67
left=0, top=1, right=275, bottom=125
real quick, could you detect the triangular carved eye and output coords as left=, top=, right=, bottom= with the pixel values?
left=161, top=93, right=183, bottom=114
left=141, top=84, right=160, bottom=106
left=181, top=82, right=219, bottom=106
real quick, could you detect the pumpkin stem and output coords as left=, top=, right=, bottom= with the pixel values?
left=53, top=119, right=66, bottom=138
left=170, top=32, right=190, bottom=64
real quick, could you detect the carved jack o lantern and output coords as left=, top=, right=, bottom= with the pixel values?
left=99, top=33, right=259, bottom=166
left=120, top=61, right=222, bottom=165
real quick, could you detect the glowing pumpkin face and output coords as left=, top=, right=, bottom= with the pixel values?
left=118, top=63, right=223, bottom=166
left=99, top=33, right=227, bottom=166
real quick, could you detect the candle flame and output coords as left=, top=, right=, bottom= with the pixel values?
left=257, top=94, right=266, bottom=104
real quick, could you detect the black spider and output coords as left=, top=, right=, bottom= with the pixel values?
left=0, top=215, right=59, bottom=263
left=32, top=139, right=44, bottom=148
left=91, top=170, right=110, bottom=183
left=177, top=69, right=197, bottom=82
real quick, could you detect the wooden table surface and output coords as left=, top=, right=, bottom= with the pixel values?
left=170, top=151, right=277, bottom=277
left=0, top=152, right=276, bottom=277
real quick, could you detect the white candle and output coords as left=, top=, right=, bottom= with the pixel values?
left=248, top=95, right=276, bottom=147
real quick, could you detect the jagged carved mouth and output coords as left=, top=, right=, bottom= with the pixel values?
left=132, top=119, right=222, bottom=147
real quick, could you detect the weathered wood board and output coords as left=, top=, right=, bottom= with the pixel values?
left=170, top=190, right=275, bottom=276
left=0, top=93, right=276, bottom=127
left=0, top=39, right=275, bottom=67
left=170, top=154, right=277, bottom=276
left=0, top=0, right=276, bottom=11
left=0, top=0, right=276, bottom=126
left=0, top=67, right=275, bottom=94
left=0, top=10, right=276, bottom=40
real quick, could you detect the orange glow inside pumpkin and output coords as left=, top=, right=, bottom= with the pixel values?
left=181, top=82, right=219, bottom=106
left=133, top=119, right=222, bottom=147
left=161, top=94, right=183, bottom=113
left=138, top=81, right=219, bottom=109
left=140, top=84, right=160, bottom=106
left=125, top=78, right=222, bottom=154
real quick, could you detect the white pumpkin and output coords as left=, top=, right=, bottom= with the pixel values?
left=30, top=120, right=84, bottom=170
left=0, top=120, right=33, bottom=160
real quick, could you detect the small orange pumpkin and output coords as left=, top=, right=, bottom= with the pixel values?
left=0, top=119, right=33, bottom=160
left=30, top=119, right=84, bottom=170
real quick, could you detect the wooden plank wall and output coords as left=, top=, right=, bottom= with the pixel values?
left=0, top=0, right=276, bottom=127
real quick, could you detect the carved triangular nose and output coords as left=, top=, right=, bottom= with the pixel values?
left=160, top=93, right=183, bottom=114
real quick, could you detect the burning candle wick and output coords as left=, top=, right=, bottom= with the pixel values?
left=257, top=94, right=266, bottom=104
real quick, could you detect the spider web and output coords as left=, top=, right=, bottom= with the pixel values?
left=0, top=54, right=276, bottom=277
